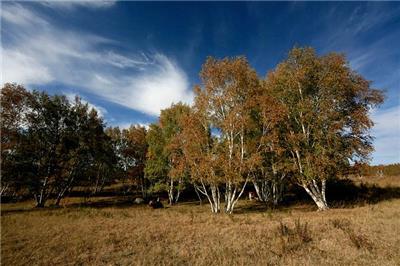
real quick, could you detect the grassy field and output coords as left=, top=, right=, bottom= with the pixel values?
left=2, top=177, right=400, bottom=265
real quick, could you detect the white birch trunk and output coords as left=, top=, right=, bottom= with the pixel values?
left=168, top=178, right=182, bottom=205
left=253, top=180, right=270, bottom=203
left=37, top=176, right=49, bottom=207
left=194, top=185, right=202, bottom=205
left=253, top=177, right=284, bottom=205
left=194, top=182, right=220, bottom=213
left=224, top=178, right=249, bottom=214
left=302, top=179, right=329, bottom=211
left=168, top=179, right=176, bottom=205
left=0, top=183, right=10, bottom=197
left=210, top=184, right=221, bottom=213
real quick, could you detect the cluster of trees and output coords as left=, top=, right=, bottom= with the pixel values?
left=1, top=47, right=384, bottom=213
left=1, top=84, right=118, bottom=206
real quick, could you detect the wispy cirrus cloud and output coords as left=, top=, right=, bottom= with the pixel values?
left=309, top=4, right=400, bottom=165
left=317, top=4, right=400, bottom=52
left=1, top=3, right=49, bottom=26
left=1, top=3, right=193, bottom=116
left=347, top=32, right=400, bottom=74
left=39, top=0, right=116, bottom=10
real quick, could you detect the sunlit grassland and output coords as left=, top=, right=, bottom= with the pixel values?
left=1, top=176, right=400, bottom=266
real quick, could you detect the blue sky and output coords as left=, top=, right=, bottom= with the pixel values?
left=1, top=1, right=399, bottom=165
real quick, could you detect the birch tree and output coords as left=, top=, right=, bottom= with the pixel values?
left=265, top=47, right=384, bottom=210
left=179, top=109, right=222, bottom=213
left=189, top=56, right=261, bottom=213
left=145, top=103, right=191, bottom=205
left=24, top=91, right=71, bottom=207
left=252, top=88, right=290, bottom=206
left=160, top=103, right=191, bottom=205
left=124, top=125, right=148, bottom=198
left=54, top=99, right=116, bottom=205
left=145, top=123, right=168, bottom=197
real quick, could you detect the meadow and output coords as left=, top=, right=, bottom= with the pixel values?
left=1, top=176, right=400, bottom=266
left=2, top=3, right=399, bottom=266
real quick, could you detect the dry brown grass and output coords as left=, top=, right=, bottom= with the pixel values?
left=2, top=185, right=400, bottom=265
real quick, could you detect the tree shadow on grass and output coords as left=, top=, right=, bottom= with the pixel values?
left=1, top=207, right=45, bottom=216
left=2, top=179, right=400, bottom=216
left=65, top=196, right=137, bottom=209
left=233, top=202, right=270, bottom=214
left=233, top=200, right=316, bottom=215
left=1, top=196, right=144, bottom=215
left=283, top=178, right=400, bottom=210
left=325, top=178, right=400, bottom=208
left=234, top=178, right=400, bottom=214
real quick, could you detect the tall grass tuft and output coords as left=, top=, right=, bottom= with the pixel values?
left=277, top=218, right=312, bottom=254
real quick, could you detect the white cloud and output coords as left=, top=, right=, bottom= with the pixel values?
left=118, top=54, right=192, bottom=116
left=112, top=122, right=150, bottom=130
left=139, top=123, right=150, bottom=130
left=1, top=48, right=54, bottom=84
left=1, top=3, right=193, bottom=116
left=371, top=106, right=400, bottom=137
left=77, top=54, right=193, bottom=116
left=371, top=106, right=400, bottom=165
left=102, top=51, right=152, bottom=69
left=39, top=1, right=116, bottom=10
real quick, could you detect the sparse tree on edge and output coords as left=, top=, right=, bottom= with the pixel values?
left=265, top=47, right=384, bottom=210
